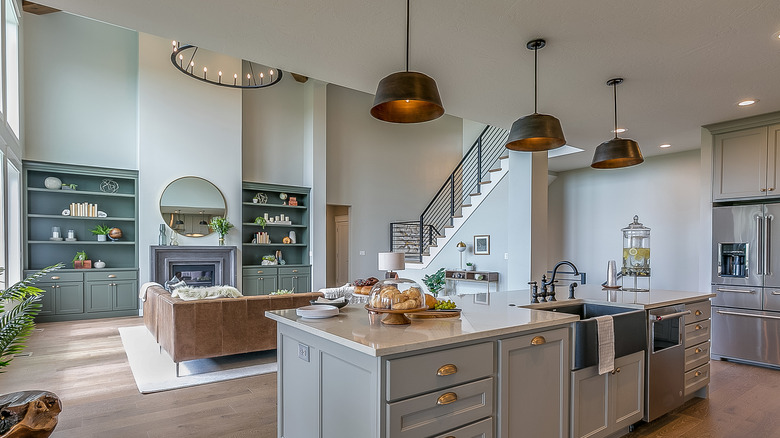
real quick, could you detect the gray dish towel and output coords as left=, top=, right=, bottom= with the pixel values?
left=595, top=315, right=615, bottom=375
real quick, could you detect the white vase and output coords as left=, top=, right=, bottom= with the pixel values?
left=97, top=234, right=106, bottom=242
left=289, top=230, right=297, bottom=244
left=44, top=176, right=62, bottom=190
left=94, top=260, right=106, bottom=269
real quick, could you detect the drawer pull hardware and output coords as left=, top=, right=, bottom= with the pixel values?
left=51, top=276, right=60, bottom=280
left=292, top=270, right=298, bottom=273
left=695, top=324, right=702, bottom=330
left=695, top=310, right=702, bottom=316
left=761, top=188, right=767, bottom=192
left=716, top=310, right=780, bottom=321
left=716, top=288, right=756, bottom=294
left=108, top=274, right=117, bottom=278
left=436, top=364, right=458, bottom=376
left=610, top=367, right=621, bottom=375
left=695, top=371, right=702, bottom=377
left=257, top=270, right=263, bottom=274
left=531, top=336, right=546, bottom=345
left=772, top=291, right=780, bottom=295
left=695, top=348, right=702, bottom=354
left=436, top=392, right=458, bottom=406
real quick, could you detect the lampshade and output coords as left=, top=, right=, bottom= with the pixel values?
left=591, top=138, right=644, bottom=169
left=371, top=71, right=444, bottom=123
left=591, top=78, right=644, bottom=169
left=504, top=39, right=566, bottom=152
left=370, top=0, right=444, bottom=123
left=378, top=252, right=406, bottom=271
left=456, top=241, right=467, bottom=253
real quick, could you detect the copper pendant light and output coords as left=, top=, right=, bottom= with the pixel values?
left=591, top=78, right=644, bottom=169
left=505, top=39, right=566, bottom=152
left=370, top=0, right=444, bottom=123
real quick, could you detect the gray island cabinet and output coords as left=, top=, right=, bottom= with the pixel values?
left=267, top=299, right=576, bottom=438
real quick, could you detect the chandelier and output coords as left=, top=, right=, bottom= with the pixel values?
left=170, top=41, right=283, bottom=89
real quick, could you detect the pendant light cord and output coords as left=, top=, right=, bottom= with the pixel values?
left=405, top=0, right=410, bottom=72
left=613, top=81, right=618, bottom=139
left=533, top=44, right=538, bottom=114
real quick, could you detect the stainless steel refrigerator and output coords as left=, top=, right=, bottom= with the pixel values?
left=711, top=204, right=780, bottom=367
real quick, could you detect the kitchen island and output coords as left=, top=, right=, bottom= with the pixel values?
left=267, top=286, right=714, bottom=438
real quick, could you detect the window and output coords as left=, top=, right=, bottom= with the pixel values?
left=6, top=159, right=19, bottom=286
left=5, top=0, right=19, bottom=137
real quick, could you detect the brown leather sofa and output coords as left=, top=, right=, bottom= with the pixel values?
left=143, top=284, right=321, bottom=373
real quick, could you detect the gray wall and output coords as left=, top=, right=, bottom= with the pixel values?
left=23, top=12, right=138, bottom=168
left=547, top=149, right=702, bottom=291
left=325, top=84, right=465, bottom=279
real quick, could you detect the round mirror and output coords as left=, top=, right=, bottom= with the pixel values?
left=160, top=177, right=227, bottom=237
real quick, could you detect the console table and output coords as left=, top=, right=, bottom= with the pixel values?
left=445, top=270, right=499, bottom=301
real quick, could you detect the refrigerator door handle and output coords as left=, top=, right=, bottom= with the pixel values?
left=766, top=215, right=773, bottom=276
left=757, top=215, right=764, bottom=275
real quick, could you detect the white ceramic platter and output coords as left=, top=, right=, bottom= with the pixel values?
left=296, top=304, right=339, bottom=319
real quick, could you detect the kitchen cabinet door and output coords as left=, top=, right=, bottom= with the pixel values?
left=498, top=327, right=569, bottom=438
left=113, top=280, right=138, bottom=310
left=612, top=352, right=644, bottom=430
left=36, top=283, right=56, bottom=317
left=85, top=282, right=113, bottom=313
left=571, top=365, right=609, bottom=438
left=55, top=283, right=84, bottom=314
left=279, top=274, right=310, bottom=293
left=712, top=126, right=768, bottom=200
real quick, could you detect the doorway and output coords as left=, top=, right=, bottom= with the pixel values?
left=326, top=205, right=350, bottom=287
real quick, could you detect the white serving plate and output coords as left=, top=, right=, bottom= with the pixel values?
left=296, top=304, right=339, bottom=319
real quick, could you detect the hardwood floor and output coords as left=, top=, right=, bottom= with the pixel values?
left=2, top=317, right=780, bottom=437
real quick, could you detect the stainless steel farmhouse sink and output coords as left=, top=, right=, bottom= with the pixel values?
left=524, top=302, right=647, bottom=370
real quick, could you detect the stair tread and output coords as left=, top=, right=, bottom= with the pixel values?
left=461, top=204, right=472, bottom=208
left=489, top=168, right=502, bottom=172
left=500, top=155, right=509, bottom=160
left=469, top=193, right=481, bottom=197
left=478, top=181, right=491, bottom=185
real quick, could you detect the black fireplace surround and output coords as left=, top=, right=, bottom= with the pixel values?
left=150, top=246, right=237, bottom=287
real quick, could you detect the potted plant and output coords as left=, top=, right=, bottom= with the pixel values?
left=466, top=262, right=475, bottom=271
left=89, top=224, right=111, bottom=241
left=72, top=250, right=90, bottom=269
left=209, top=216, right=234, bottom=245
left=254, top=216, right=267, bottom=228
left=422, top=267, right=446, bottom=297
left=0, top=264, right=64, bottom=436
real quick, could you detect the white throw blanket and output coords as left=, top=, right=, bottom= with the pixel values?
left=595, top=315, right=615, bottom=375
left=138, top=282, right=160, bottom=302
left=171, top=285, right=243, bottom=301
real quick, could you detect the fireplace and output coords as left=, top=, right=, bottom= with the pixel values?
left=150, top=246, right=237, bottom=287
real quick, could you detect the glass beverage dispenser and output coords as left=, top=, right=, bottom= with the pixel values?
left=622, top=215, right=650, bottom=291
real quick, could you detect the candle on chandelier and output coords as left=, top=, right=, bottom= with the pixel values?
left=233, top=73, right=238, bottom=86
left=260, top=72, right=264, bottom=85
left=172, top=40, right=177, bottom=52
left=203, top=67, right=207, bottom=79
left=247, top=73, right=251, bottom=86
left=190, top=61, right=195, bottom=74
left=179, top=54, right=183, bottom=69
left=218, top=71, right=223, bottom=84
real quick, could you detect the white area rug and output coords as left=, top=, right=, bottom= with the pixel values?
left=119, top=325, right=277, bottom=394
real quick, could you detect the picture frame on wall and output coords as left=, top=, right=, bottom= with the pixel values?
left=474, top=235, right=490, bottom=255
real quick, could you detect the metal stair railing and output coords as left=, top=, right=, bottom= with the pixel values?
left=390, top=125, right=509, bottom=261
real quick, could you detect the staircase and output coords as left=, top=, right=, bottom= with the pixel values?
left=390, top=125, right=510, bottom=268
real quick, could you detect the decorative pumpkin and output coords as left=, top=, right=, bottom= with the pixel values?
left=282, top=236, right=292, bottom=244
left=108, top=227, right=123, bottom=241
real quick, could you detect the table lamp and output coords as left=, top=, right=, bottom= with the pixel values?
left=456, top=241, right=467, bottom=269
left=378, top=252, right=405, bottom=279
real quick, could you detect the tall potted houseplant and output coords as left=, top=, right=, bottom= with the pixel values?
left=209, top=216, right=234, bottom=246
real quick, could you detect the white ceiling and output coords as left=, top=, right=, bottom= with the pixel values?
left=35, top=0, right=780, bottom=171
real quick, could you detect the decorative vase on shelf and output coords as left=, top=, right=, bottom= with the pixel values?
left=218, top=237, right=225, bottom=246
left=170, top=231, right=179, bottom=246
left=289, top=230, right=297, bottom=244
left=94, top=260, right=106, bottom=269
left=158, top=224, right=167, bottom=246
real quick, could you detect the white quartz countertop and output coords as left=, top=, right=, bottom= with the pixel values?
left=267, top=285, right=713, bottom=357
left=266, top=297, right=578, bottom=357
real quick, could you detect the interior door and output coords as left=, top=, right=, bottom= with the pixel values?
left=335, top=215, right=349, bottom=286
left=712, top=205, right=763, bottom=287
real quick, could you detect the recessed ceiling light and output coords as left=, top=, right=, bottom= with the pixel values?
left=659, top=144, right=671, bottom=148
left=611, top=128, right=627, bottom=134
left=738, top=99, right=758, bottom=106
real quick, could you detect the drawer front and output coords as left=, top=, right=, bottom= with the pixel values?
left=278, top=266, right=311, bottom=275
left=711, top=285, right=761, bottom=310
left=386, top=342, right=494, bottom=401
left=242, top=266, right=279, bottom=276
left=684, top=363, right=710, bottom=396
left=27, top=271, right=83, bottom=282
left=387, top=378, right=493, bottom=438
left=685, top=319, right=711, bottom=347
left=684, top=300, right=711, bottom=324
left=84, top=270, right=137, bottom=282
left=433, top=417, right=493, bottom=438
left=763, top=289, right=780, bottom=312
left=685, top=341, right=710, bottom=371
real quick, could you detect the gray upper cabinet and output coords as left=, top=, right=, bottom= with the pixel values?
left=712, top=124, right=780, bottom=201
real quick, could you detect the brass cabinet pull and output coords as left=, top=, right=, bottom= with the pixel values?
left=610, top=367, right=622, bottom=375
left=695, top=348, right=702, bottom=354
left=771, top=187, right=776, bottom=191
left=108, top=274, right=117, bottom=278
left=51, top=276, right=60, bottom=280
left=436, top=392, right=458, bottom=406
left=695, top=310, right=702, bottom=316
left=695, top=324, right=702, bottom=330
left=257, top=270, right=263, bottom=274
left=531, top=336, right=546, bottom=345
left=437, top=364, right=458, bottom=376
left=761, top=188, right=767, bottom=192
left=292, top=269, right=298, bottom=273
left=695, top=371, right=702, bottom=377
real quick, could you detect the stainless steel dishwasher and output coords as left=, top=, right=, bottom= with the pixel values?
left=645, top=304, right=690, bottom=421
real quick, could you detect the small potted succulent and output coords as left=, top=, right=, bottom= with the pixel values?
left=209, top=216, right=234, bottom=245
left=72, top=250, right=91, bottom=269
left=466, top=262, right=475, bottom=271
left=89, top=224, right=111, bottom=241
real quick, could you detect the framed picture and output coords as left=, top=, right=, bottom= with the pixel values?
left=474, top=235, right=490, bottom=255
